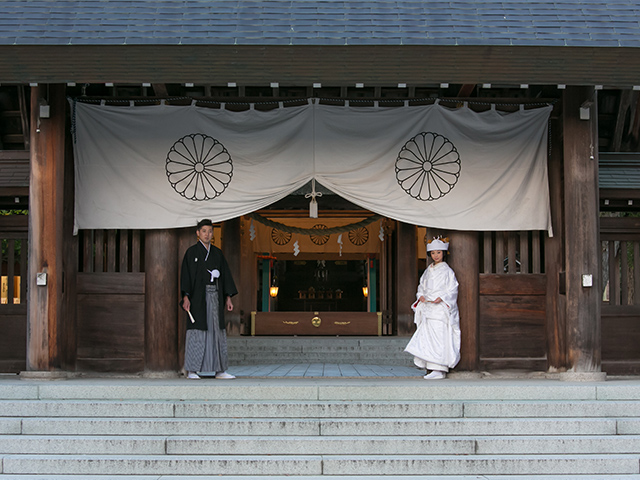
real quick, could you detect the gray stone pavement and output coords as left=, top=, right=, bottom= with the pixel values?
left=223, top=363, right=424, bottom=377
left=1, top=367, right=639, bottom=403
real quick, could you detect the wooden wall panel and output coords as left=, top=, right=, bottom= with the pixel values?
left=479, top=296, right=546, bottom=358
left=479, top=273, right=547, bottom=370
left=0, top=311, right=27, bottom=372
left=77, top=272, right=145, bottom=295
left=601, top=306, right=640, bottom=361
left=480, top=274, right=546, bottom=296
left=76, top=273, right=145, bottom=373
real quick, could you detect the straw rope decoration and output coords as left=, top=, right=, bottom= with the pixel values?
left=248, top=212, right=381, bottom=236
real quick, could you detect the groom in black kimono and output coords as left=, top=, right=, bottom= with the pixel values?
left=180, top=219, right=238, bottom=379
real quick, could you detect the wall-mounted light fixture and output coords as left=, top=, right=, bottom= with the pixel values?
left=270, top=273, right=279, bottom=297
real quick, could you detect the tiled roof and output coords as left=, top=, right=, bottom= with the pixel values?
left=0, top=0, right=639, bottom=47
left=600, top=154, right=640, bottom=189
left=0, top=155, right=29, bottom=188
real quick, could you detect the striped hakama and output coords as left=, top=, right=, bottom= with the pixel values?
left=184, top=284, right=228, bottom=374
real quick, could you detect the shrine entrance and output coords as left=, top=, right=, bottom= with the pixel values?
left=252, top=254, right=382, bottom=336
left=246, top=191, right=387, bottom=336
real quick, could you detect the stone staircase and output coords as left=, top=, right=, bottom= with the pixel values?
left=228, top=336, right=412, bottom=366
left=1, top=377, right=640, bottom=478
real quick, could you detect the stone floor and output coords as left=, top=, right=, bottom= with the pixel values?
left=204, top=363, right=424, bottom=378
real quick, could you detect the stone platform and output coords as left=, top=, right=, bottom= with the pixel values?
left=0, top=373, right=639, bottom=478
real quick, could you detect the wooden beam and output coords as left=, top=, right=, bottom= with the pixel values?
left=152, top=83, right=169, bottom=97
left=612, top=90, right=636, bottom=152
left=395, top=222, right=417, bottom=336
left=145, top=229, right=179, bottom=372
left=17, top=85, right=30, bottom=150
left=562, top=86, right=602, bottom=373
left=5, top=45, right=640, bottom=87
left=629, top=93, right=640, bottom=152
left=240, top=216, right=257, bottom=336
left=450, top=231, right=479, bottom=371
left=26, top=84, right=67, bottom=371
left=177, top=227, right=195, bottom=371
left=546, top=115, right=566, bottom=371
left=457, top=84, right=476, bottom=97
left=222, top=218, right=243, bottom=336
left=61, top=118, right=78, bottom=370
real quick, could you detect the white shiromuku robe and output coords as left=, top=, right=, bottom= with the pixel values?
left=404, top=261, right=461, bottom=371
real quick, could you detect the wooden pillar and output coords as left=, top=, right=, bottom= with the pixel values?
left=222, top=218, right=243, bottom=336
left=240, top=216, right=257, bottom=335
left=145, top=229, right=179, bottom=372
left=546, top=114, right=566, bottom=370
left=562, top=86, right=602, bottom=373
left=395, top=222, right=417, bottom=335
left=176, top=227, right=195, bottom=369
left=26, top=84, right=68, bottom=372
left=449, top=231, right=479, bottom=371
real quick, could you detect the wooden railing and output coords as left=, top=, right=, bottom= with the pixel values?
left=480, top=231, right=545, bottom=274
left=78, top=229, right=144, bottom=273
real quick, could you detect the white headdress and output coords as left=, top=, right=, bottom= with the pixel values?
left=427, top=236, right=450, bottom=252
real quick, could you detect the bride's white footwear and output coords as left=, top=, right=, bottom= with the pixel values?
left=423, top=370, right=446, bottom=380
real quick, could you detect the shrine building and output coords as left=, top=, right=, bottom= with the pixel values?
left=1, top=1, right=640, bottom=378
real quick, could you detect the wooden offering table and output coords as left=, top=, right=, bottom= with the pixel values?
left=251, top=311, right=382, bottom=336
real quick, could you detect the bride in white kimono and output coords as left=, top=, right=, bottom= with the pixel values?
left=404, top=237, right=461, bottom=379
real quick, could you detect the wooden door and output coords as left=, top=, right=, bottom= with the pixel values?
left=75, top=229, right=146, bottom=372
left=478, top=231, right=548, bottom=371
left=0, top=215, right=27, bottom=372
left=601, top=216, right=640, bottom=375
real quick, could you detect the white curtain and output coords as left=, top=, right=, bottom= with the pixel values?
left=72, top=100, right=552, bottom=234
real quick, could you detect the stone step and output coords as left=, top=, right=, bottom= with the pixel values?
left=3, top=434, right=640, bottom=456
left=0, top=399, right=460, bottom=418
left=163, top=434, right=640, bottom=456
left=2, top=476, right=640, bottom=480
left=6, top=379, right=640, bottom=401
left=230, top=354, right=412, bottom=366
left=318, top=417, right=618, bottom=436
left=2, top=477, right=640, bottom=480
left=2, top=454, right=639, bottom=476
left=19, top=417, right=320, bottom=436
left=1, top=454, right=320, bottom=476
left=12, top=416, right=622, bottom=437
left=322, top=454, right=640, bottom=476
left=3, top=399, right=640, bottom=418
